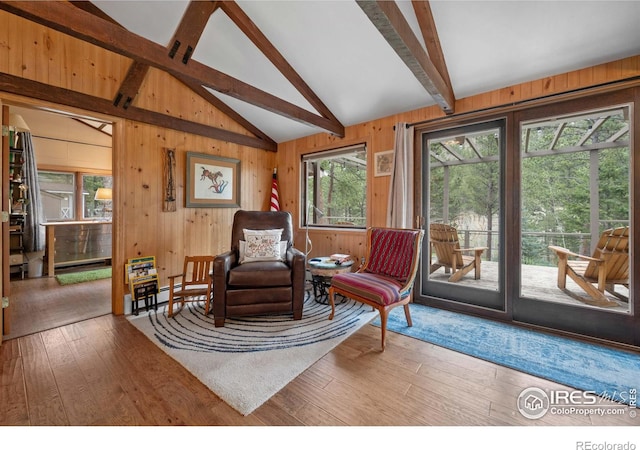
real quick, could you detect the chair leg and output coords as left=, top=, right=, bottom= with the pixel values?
left=328, top=286, right=336, bottom=320
left=556, top=255, right=568, bottom=289
left=474, top=249, right=483, bottom=280
left=449, top=264, right=474, bottom=282
left=403, top=304, right=412, bottom=327
left=168, top=279, right=176, bottom=317
left=379, top=307, right=388, bottom=351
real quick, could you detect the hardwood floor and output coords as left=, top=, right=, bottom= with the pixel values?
left=3, top=274, right=111, bottom=340
left=1, top=309, right=637, bottom=428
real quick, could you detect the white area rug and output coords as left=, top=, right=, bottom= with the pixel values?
left=127, top=292, right=377, bottom=415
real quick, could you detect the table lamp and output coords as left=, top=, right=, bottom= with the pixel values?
left=94, top=187, right=112, bottom=217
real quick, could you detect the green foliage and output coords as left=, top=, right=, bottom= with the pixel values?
left=599, top=148, right=630, bottom=227
left=319, top=160, right=366, bottom=225
left=429, top=109, right=630, bottom=264
left=305, top=151, right=367, bottom=227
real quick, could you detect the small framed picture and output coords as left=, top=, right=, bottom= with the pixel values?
left=186, top=152, right=241, bottom=208
left=374, top=150, right=394, bottom=177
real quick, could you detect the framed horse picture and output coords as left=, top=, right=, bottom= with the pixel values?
left=185, top=152, right=241, bottom=208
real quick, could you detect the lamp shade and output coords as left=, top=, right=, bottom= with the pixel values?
left=9, top=113, right=30, bottom=132
left=94, top=187, right=112, bottom=201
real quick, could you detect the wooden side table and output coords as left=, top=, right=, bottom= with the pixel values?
left=308, top=257, right=354, bottom=304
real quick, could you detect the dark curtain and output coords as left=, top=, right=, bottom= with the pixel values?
left=19, top=131, right=45, bottom=252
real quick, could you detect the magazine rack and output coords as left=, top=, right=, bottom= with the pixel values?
left=125, top=256, right=159, bottom=315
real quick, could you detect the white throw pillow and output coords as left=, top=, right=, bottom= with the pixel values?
left=239, top=240, right=288, bottom=264
left=238, top=228, right=285, bottom=264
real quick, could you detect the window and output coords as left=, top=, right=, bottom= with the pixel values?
left=38, top=171, right=76, bottom=220
left=38, top=170, right=113, bottom=221
left=301, top=144, right=367, bottom=228
left=83, top=174, right=113, bottom=219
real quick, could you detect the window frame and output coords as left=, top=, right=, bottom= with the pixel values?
left=300, top=143, right=368, bottom=230
left=81, top=173, right=114, bottom=219
left=37, top=168, right=112, bottom=221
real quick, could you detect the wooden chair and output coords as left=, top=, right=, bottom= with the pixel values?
left=549, top=226, right=629, bottom=306
left=168, top=255, right=214, bottom=317
left=328, top=227, right=425, bottom=351
left=429, top=223, right=487, bottom=282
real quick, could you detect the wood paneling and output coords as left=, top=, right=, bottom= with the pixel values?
left=0, top=11, right=130, bottom=99
left=0, top=11, right=276, bottom=316
left=114, top=119, right=276, bottom=313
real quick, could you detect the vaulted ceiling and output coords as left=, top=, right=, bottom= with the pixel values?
left=3, top=1, right=640, bottom=150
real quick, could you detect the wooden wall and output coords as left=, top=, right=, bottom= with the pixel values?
left=115, top=118, right=275, bottom=304
left=0, top=10, right=276, bottom=314
left=1, top=9, right=639, bottom=316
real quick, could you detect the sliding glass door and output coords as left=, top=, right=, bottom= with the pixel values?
left=513, top=92, right=635, bottom=344
left=416, top=88, right=637, bottom=346
left=519, top=106, right=629, bottom=310
left=419, top=120, right=505, bottom=311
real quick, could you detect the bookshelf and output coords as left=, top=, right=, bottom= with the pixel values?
left=8, top=133, right=28, bottom=279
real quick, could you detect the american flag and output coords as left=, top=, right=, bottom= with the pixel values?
left=270, top=168, right=280, bottom=211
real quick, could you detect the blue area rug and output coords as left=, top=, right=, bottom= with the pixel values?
left=375, top=304, right=640, bottom=404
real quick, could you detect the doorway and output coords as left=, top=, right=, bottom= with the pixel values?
left=420, top=119, right=506, bottom=312
left=2, top=104, right=113, bottom=341
left=415, top=88, right=638, bottom=347
left=512, top=94, right=635, bottom=345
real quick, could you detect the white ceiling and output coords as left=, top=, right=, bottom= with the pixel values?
left=91, top=0, right=640, bottom=143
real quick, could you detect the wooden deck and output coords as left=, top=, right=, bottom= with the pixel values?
left=428, top=261, right=630, bottom=313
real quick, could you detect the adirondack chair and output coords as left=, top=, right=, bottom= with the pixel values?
left=549, top=226, right=629, bottom=306
left=429, top=223, right=487, bottom=282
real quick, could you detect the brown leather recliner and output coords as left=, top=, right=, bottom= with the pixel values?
left=213, top=210, right=306, bottom=327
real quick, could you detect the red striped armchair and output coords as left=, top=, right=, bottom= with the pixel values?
left=328, top=227, right=425, bottom=350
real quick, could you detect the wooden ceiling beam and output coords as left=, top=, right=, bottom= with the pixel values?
left=168, top=1, right=219, bottom=63
left=181, top=81, right=276, bottom=144
left=69, top=2, right=150, bottom=110
left=0, top=1, right=344, bottom=137
left=73, top=1, right=274, bottom=145
left=220, top=1, right=343, bottom=129
left=357, top=0, right=455, bottom=114
left=114, top=61, right=150, bottom=109
left=412, top=1, right=453, bottom=95
left=0, top=72, right=276, bottom=151
left=69, top=0, right=114, bottom=22
left=166, top=1, right=276, bottom=144
left=72, top=117, right=112, bottom=138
